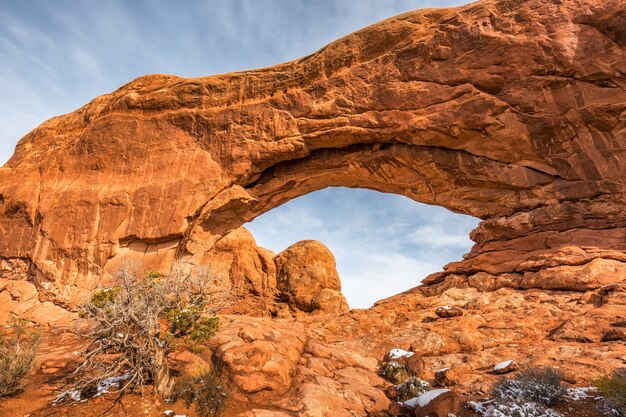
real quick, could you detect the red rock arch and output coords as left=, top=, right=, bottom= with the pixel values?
left=0, top=0, right=624, bottom=308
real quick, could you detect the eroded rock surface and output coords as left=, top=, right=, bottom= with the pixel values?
left=0, top=0, right=624, bottom=307
left=275, top=240, right=349, bottom=314
left=208, top=229, right=349, bottom=316
left=1, top=274, right=625, bottom=417
left=212, top=285, right=626, bottom=416
left=0, top=0, right=625, bottom=415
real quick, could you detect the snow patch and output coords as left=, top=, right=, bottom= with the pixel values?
left=404, top=388, right=450, bottom=408
left=53, top=373, right=130, bottom=404
left=96, top=373, right=130, bottom=396
left=470, top=399, right=563, bottom=417
left=388, top=348, right=414, bottom=359
left=493, top=360, right=513, bottom=371
left=565, top=386, right=598, bottom=401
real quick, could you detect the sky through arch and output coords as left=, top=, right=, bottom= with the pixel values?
left=246, top=187, right=480, bottom=308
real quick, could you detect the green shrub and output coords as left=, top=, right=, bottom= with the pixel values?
left=380, top=360, right=409, bottom=385
left=89, top=287, right=120, bottom=309
left=595, top=369, right=626, bottom=416
left=190, top=316, right=220, bottom=344
left=65, top=261, right=229, bottom=400
left=0, top=316, right=40, bottom=397
left=396, top=376, right=430, bottom=401
left=166, top=305, right=203, bottom=336
left=165, top=307, right=219, bottom=350
left=158, top=331, right=176, bottom=347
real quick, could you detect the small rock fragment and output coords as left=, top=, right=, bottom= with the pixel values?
left=601, top=328, right=626, bottom=342
left=435, top=367, right=457, bottom=386
left=493, top=360, right=518, bottom=374
left=435, top=306, right=463, bottom=318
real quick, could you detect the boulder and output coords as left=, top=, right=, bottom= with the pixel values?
left=384, top=349, right=425, bottom=378
left=200, top=227, right=276, bottom=297
left=434, top=368, right=457, bottom=387
left=493, top=360, right=519, bottom=374
left=212, top=316, right=306, bottom=395
left=275, top=240, right=349, bottom=313
left=406, top=389, right=461, bottom=417
left=311, top=288, right=349, bottom=314
left=435, top=306, right=463, bottom=318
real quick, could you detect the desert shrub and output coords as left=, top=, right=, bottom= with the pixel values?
left=172, top=364, right=227, bottom=417
left=380, top=360, right=409, bottom=385
left=89, top=287, right=120, bottom=308
left=595, top=369, right=626, bottom=416
left=63, top=260, right=230, bottom=401
left=396, top=376, right=430, bottom=401
left=492, top=366, right=565, bottom=406
left=190, top=316, right=220, bottom=345
left=165, top=306, right=219, bottom=344
left=484, top=400, right=562, bottom=417
left=0, top=316, right=40, bottom=397
left=146, top=271, right=161, bottom=279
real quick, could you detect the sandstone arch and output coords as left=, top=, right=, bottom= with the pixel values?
left=0, top=0, right=625, bottom=309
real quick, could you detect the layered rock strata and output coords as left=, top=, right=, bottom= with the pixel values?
left=0, top=0, right=624, bottom=309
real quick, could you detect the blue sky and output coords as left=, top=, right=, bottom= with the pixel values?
left=0, top=0, right=476, bottom=307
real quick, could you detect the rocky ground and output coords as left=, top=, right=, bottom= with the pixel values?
left=1, top=280, right=624, bottom=416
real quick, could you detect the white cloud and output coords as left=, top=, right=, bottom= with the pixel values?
left=408, top=224, right=474, bottom=249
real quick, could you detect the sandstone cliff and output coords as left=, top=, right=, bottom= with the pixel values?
left=0, top=0, right=625, bottom=415
left=0, top=0, right=624, bottom=310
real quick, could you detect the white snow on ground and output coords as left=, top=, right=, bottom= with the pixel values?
left=404, top=388, right=450, bottom=408
left=96, top=374, right=130, bottom=396
left=564, top=386, right=598, bottom=401
left=469, top=386, right=602, bottom=417
left=416, top=388, right=451, bottom=407
left=469, top=399, right=495, bottom=414
left=493, top=360, right=513, bottom=371
left=469, top=399, right=562, bottom=417
left=403, top=397, right=419, bottom=407
left=163, top=411, right=187, bottom=417
left=53, top=373, right=130, bottom=404
left=388, top=348, right=415, bottom=359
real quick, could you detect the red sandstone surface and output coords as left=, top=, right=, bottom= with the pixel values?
left=0, top=0, right=625, bottom=415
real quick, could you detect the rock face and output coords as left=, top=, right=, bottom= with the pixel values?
left=3, top=282, right=626, bottom=417
left=0, top=0, right=624, bottom=307
left=204, top=228, right=348, bottom=316
left=275, top=240, right=348, bottom=314
left=212, top=316, right=307, bottom=395
left=206, top=284, right=624, bottom=416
